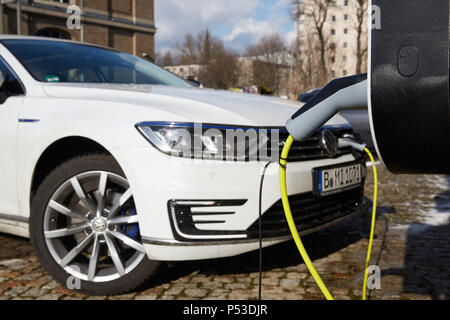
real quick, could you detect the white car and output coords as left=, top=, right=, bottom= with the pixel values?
left=0, top=36, right=367, bottom=295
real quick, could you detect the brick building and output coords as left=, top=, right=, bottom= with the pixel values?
left=0, top=0, right=156, bottom=60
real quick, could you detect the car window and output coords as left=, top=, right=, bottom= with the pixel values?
left=1, top=39, right=192, bottom=88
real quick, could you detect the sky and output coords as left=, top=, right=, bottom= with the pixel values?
left=155, top=0, right=297, bottom=55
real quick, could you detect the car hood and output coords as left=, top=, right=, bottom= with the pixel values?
left=42, top=84, right=349, bottom=127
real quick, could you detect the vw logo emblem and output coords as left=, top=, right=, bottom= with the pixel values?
left=92, top=218, right=107, bottom=233
left=320, top=130, right=338, bottom=158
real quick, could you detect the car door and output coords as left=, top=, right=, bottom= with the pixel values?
left=0, top=56, right=25, bottom=216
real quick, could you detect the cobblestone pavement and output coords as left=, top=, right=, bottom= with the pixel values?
left=0, top=165, right=449, bottom=300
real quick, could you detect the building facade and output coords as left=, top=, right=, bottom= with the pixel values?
left=0, top=0, right=156, bottom=59
left=297, top=0, right=368, bottom=78
left=164, top=64, right=203, bottom=82
left=164, top=58, right=292, bottom=96
left=236, top=55, right=292, bottom=96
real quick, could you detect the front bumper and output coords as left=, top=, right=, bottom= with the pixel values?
left=113, top=146, right=366, bottom=261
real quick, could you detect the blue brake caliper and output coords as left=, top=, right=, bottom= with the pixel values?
left=120, top=208, right=140, bottom=239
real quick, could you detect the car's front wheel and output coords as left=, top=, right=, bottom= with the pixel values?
left=30, top=153, right=160, bottom=295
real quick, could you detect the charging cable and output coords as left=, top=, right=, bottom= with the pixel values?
left=362, top=145, right=378, bottom=300
left=279, top=135, right=378, bottom=300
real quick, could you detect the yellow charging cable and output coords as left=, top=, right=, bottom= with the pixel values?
left=280, top=135, right=378, bottom=301
left=280, top=135, right=334, bottom=300
left=362, top=146, right=378, bottom=300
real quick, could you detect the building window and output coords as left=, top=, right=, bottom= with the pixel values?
left=344, top=28, right=348, bottom=34
left=332, top=15, right=336, bottom=22
left=344, top=14, right=348, bottom=20
left=343, top=42, right=348, bottom=48
left=343, top=70, right=347, bottom=76
left=331, top=29, right=336, bottom=35
left=36, top=28, right=70, bottom=40
left=344, top=0, right=349, bottom=6
left=343, top=56, right=347, bottom=62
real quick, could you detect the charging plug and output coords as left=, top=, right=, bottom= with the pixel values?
left=338, top=138, right=367, bottom=152
left=286, top=74, right=367, bottom=142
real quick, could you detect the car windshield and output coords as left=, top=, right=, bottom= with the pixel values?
left=1, top=39, right=191, bottom=87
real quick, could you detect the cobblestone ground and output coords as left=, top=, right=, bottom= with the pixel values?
left=0, top=165, right=449, bottom=300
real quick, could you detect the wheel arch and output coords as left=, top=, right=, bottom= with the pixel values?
left=30, top=136, right=114, bottom=203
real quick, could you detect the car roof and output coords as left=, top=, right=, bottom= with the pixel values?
left=0, top=35, right=118, bottom=52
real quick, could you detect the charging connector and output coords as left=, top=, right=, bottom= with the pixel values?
left=338, top=138, right=367, bottom=152
left=286, top=74, right=367, bottom=142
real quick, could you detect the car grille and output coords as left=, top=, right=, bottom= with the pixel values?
left=278, top=128, right=354, bottom=162
left=247, top=187, right=365, bottom=239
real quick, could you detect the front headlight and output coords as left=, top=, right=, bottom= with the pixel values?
left=136, top=122, right=280, bottom=161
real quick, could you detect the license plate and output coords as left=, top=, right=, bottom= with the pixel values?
left=314, top=163, right=362, bottom=196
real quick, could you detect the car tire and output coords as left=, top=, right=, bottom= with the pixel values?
left=30, top=153, right=161, bottom=295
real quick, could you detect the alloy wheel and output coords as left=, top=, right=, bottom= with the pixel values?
left=43, top=171, right=145, bottom=283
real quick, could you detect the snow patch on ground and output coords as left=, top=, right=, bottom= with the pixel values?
left=392, top=175, right=450, bottom=235
left=407, top=209, right=450, bottom=235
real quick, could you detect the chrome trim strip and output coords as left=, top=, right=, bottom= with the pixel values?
left=168, top=200, right=247, bottom=240
left=0, top=213, right=29, bottom=224
left=18, top=119, right=40, bottom=123
left=142, top=210, right=362, bottom=247
left=175, top=201, right=217, bottom=206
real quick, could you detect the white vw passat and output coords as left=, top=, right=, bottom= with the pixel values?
left=0, top=37, right=368, bottom=294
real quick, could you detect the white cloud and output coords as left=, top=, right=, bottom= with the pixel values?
left=221, top=0, right=295, bottom=51
left=155, top=0, right=295, bottom=53
left=285, top=25, right=297, bottom=46
left=222, top=19, right=273, bottom=42
left=156, top=0, right=260, bottom=49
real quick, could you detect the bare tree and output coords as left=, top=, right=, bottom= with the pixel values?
left=199, top=29, right=213, bottom=64
left=354, top=0, right=368, bottom=74
left=246, top=34, right=288, bottom=94
left=160, top=51, right=175, bottom=67
left=291, top=0, right=336, bottom=92
left=176, top=29, right=239, bottom=89
left=154, top=51, right=163, bottom=67
left=302, top=0, right=334, bottom=84
left=176, top=33, right=199, bottom=65
left=199, top=48, right=239, bottom=89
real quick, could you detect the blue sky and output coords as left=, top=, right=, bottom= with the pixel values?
left=155, top=0, right=296, bottom=54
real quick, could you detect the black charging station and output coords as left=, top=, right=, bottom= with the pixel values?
left=370, top=0, right=450, bottom=174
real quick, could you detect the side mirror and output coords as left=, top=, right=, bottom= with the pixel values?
left=0, top=68, right=5, bottom=89
left=369, top=0, right=450, bottom=174
left=186, top=79, right=201, bottom=87
left=0, top=68, right=8, bottom=104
